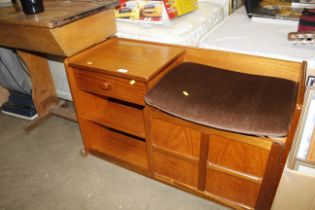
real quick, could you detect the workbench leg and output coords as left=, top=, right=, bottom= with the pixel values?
left=17, top=50, right=76, bottom=131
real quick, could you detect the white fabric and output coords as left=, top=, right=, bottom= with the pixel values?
left=116, top=2, right=225, bottom=46
left=200, top=6, right=315, bottom=62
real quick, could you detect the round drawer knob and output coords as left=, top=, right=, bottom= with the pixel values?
left=130, top=80, right=136, bottom=85
left=99, top=82, right=110, bottom=90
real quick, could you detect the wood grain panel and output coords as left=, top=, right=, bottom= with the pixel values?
left=151, top=118, right=201, bottom=158
left=153, top=152, right=199, bottom=189
left=0, top=24, right=64, bottom=56
left=74, top=69, right=146, bottom=105
left=51, top=10, right=116, bottom=56
left=208, top=135, right=270, bottom=177
left=0, top=9, right=116, bottom=56
left=0, top=0, right=117, bottom=28
left=117, top=38, right=302, bottom=82
left=86, top=99, right=145, bottom=138
left=68, top=37, right=185, bottom=81
left=148, top=107, right=274, bottom=149
left=205, top=169, right=261, bottom=208
left=183, top=48, right=301, bottom=82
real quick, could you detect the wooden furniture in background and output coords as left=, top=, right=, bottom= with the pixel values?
left=66, top=38, right=305, bottom=210
left=0, top=0, right=117, bottom=130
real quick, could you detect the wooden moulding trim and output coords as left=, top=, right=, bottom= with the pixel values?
left=297, top=61, right=307, bottom=106
left=206, top=162, right=263, bottom=184
left=203, top=192, right=254, bottom=210
left=154, top=172, right=197, bottom=191
left=119, top=38, right=301, bottom=83
left=154, top=172, right=252, bottom=210
left=90, top=150, right=150, bottom=176
left=146, top=55, right=184, bottom=91
left=143, top=107, right=155, bottom=177
left=149, top=107, right=273, bottom=150
left=198, top=133, right=209, bottom=191
left=152, top=144, right=199, bottom=165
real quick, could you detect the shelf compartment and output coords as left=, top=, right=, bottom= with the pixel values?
left=80, top=119, right=148, bottom=170
left=85, top=97, right=145, bottom=138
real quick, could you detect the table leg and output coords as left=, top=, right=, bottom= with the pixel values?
left=17, top=50, right=76, bottom=131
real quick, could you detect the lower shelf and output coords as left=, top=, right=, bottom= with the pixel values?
left=80, top=119, right=148, bottom=171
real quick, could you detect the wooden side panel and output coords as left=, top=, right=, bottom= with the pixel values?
left=205, top=170, right=260, bottom=208
left=74, top=69, right=146, bottom=105
left=255, top=142, right=283, bottom=210
left=153, top=152, right=199, bottom=188
left=208, top=135, right=270, bottom=177
left=151, top=118, right=201, bottom=158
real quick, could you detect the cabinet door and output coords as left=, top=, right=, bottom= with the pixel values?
left=205, top=135, right=271, bottom=208
left=150, top=118, right=201, bottom=189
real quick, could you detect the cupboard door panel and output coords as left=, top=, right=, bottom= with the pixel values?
left=205, top=169, right=260, bottom=208
left=153, top=152, right=199, bottom=189
left=208, top=135, right=270, bottom=177
left=151, top=118, right=201, bottom=158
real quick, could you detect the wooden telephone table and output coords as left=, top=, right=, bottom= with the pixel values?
left=65, top=37, right=305, bottom=210
left=0, top=0, right=117, bottom=131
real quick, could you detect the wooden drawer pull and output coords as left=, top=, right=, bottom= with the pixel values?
left=99, top=82, right=110, bottom=90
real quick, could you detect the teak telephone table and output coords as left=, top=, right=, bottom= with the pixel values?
left=66, top=37, right=305, bottom=210
left=0, top=0, right=117, bottom=131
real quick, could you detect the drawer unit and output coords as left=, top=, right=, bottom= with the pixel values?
left=74, top=69, right=146, bottom=105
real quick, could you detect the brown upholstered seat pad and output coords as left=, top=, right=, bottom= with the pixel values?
left=145, top=62, right=298, bottom=137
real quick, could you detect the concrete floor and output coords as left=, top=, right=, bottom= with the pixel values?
left=0, top=113, right=230, bottom=210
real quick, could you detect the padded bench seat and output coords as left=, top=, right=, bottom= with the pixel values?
left=145, top=62, right=298, bottom=137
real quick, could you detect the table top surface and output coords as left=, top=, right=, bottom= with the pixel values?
left=68, top=38, right=185, bottom=82
left=0, top=0, right=118, bottom=28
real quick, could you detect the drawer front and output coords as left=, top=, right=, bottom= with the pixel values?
left=151, top=118, right=201, bottom=158
left=74, top=69, right=146, bottom=105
